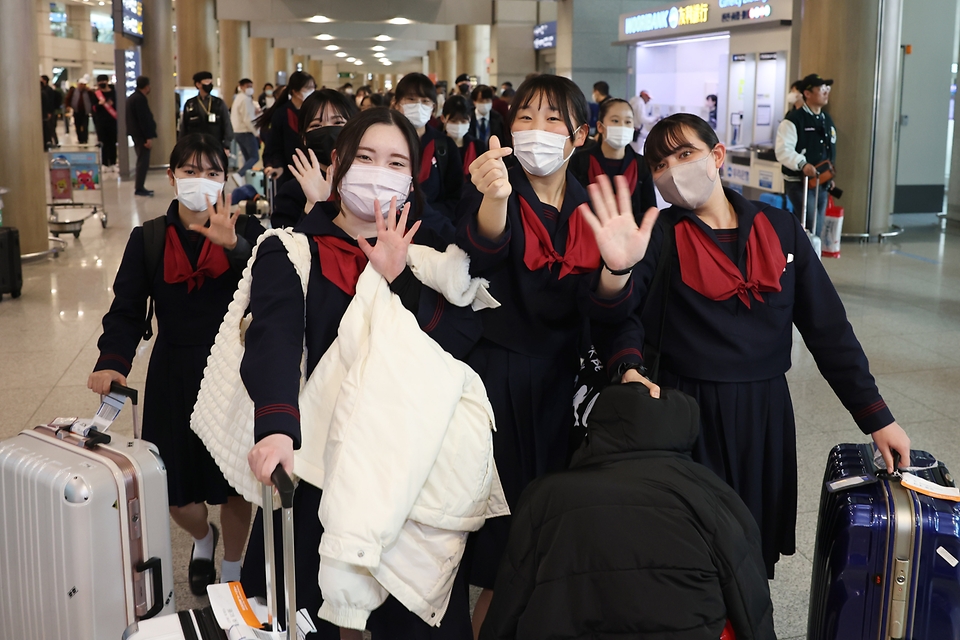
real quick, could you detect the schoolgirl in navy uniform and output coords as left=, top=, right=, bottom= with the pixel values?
left=441, top=95, right=486, bottom=176
left=391, top=73, right=464, bottom=222
left=258, top=71, right=317, bottom=189
left=240, top=108, right=483, bottom=639
left=570, top=97, right=657, bottom=221
left=270, top=89, right=357, bottom=229
left=633, top=113, right=910, bottom=578
left=88, top=133, right=266, bottom=594
left=455, top=74, right=659, bottom=632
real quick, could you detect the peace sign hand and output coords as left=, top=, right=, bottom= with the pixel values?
left=357, top=197, right=422, bottom=283
left=189, top=188, right=239, bottom=250
left=580, top=174, right=659, bottom=271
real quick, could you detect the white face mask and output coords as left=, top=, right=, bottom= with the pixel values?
left=602, top=125, right=633, bottom=150
left=300, top=88, right=315, bottom=102
left=244, top=87, right=254, bottom=96
left=265, top=89, right=274, bottom=97
left=475, top=102, right=492, bottom=116
left=787, top=90, right=801, bottom=104
left=338, top=165, right=413, bottom=222
left=175, top=177, right=224, bottom=212
left=445, top=122, right=470, bottom=140
left=512, top=129, right=575, bottom=177
left=402, top=102, right=433, bottom=129
left=653, top=154, right=719, bottom=210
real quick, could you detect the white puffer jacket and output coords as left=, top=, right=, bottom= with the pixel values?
left=293, top=245, right=509, bottom=630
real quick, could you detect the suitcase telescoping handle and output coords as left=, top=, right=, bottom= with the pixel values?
left=105, top=381, right=141, bottom=439
left=261, top=464, right=296, bottom=638
left=801, top=175, right=809, bottom=232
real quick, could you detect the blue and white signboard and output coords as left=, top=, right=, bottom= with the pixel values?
left=533, top=21, right=557, bottom=50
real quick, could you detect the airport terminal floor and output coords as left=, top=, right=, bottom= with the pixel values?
left=3, top=126, right=960, bottom=639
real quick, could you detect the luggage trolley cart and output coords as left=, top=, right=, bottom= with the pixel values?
left=48, top=144, right=108, bottom=238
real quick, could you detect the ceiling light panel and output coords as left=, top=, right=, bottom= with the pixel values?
left=307, top=15, right=331, bottom=23
left=315, top=33, right=334, bottom=40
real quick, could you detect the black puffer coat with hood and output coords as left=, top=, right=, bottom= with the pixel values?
left=479, top=383, right=776, bottom=640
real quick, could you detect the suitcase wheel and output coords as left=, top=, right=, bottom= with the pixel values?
left=11, top=289, right=20, bottom=298
left=73, top=231, right=80, bottom=238
left=52, top=232, right=59, bottom=237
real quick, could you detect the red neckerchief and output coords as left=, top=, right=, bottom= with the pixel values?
left=518, top=195, right=601, bottom=278
left=162, top=224, right=229, bottom=292
left=95, top=89, right=117, bottom=119
left=675, top=211, right=785, bottom=308
left=418, top=139, right=436, bottom=184
left=313, top=235, right=368, bottom=296
left=588, top=153, right=638, bottom=193
left=286, top=106, right=299, bottom=135
left=462, top=141, right=477, bottom=176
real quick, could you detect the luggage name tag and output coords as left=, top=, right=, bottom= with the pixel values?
left=48, top=416, right=78, bottom=429
left=69, top=390, right=127, bottom=437
left=209, top=113, right=217, bottom=123
left=901, top=472, right=960, bottom=502
left=826, top=475, right=877, bottom=493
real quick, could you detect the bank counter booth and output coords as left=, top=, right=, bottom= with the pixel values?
left=618, top=0, right=794, bottom=200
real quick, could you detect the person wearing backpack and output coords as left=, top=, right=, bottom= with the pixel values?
left=391, top=73, right=464, bottom=222
left=87, top=133, right=266, bottom=595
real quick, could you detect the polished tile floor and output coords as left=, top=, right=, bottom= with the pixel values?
left=3, top=130, right=959, bottom=639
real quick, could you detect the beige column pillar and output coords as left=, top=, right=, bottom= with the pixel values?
left=427, top=50, right=440, bottom=79
left=143, top=0, right=177, bottom=164
left=491, top=1, right=538, bottom=89
left=456, top=25, right=491, bottom=86
left=250, top=37, right=269, bottom=89
left=1, top=0, right=47, bottom=253
left=799, top=0, right=902, bottom=235
left=374, top=74, right=386, bottom=92
left=309, top=58, right=323, bottom=86
left=437, top=40, right=457, bottom=86
left=273, top=48, right=291, bottom=81
left=176, top=0, right=218, bottom=83
left=219, top=19, right=248, bottom=101
left=555, top=0, right=573, bottom=80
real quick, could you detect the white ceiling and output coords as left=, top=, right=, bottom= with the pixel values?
left=217, top=0, right=494, bottom=64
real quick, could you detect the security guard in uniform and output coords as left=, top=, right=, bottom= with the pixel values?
left=775, top=73, right=836, bottom=238
left=179, top=71, right=234, bottom=153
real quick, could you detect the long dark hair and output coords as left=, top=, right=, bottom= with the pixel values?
left=643, top=113, right=719, bottom=169
left=596, top=98, right=632, bottom=144
left=169, top=133, right=227, bottom=174
left=506, top=74, right=589, bottom=146
left=297, top=89, right=358, bottom=138
left=255, top=71, right=315, bottom=129
left=330, top=107, right=424, bottom=215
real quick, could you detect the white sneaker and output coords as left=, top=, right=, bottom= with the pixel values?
left=232, top=172, right=246, bottom=187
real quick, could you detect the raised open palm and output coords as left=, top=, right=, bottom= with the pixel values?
left=357, top=197, right=421, bottom=283
left=580, top=174, right=659, bottom=271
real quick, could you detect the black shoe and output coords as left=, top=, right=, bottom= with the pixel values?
left=134, top=189, right=154, bottom=197
left=188, top=524, right=219, bottom=596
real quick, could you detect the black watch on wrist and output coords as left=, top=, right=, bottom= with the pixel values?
left=613, top=361, right=647, bottom=383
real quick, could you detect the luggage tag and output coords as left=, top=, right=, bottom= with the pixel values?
left=68, top=390, right=126, bottom=437
left=826, top=475, right=877, bottom=493
left=901, top=472, right=960, bottom=502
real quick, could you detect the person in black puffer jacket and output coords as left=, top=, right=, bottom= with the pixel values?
left=479, top=383, right=776, bottom=640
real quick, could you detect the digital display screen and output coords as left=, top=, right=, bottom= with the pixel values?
left=119, top=0, right=143, bottom=40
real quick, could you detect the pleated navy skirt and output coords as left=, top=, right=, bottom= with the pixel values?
left=241, top=481, right=473, bottom=639
left=142, top=339, right=237, bottom=508
left=660, top=371, right=798, bottom=578
left=463, top=339, right=579, bottom=588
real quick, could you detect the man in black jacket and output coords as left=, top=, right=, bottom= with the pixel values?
left=126, top=76, right=157, bottom=196
left=179, top=71, right=233, bottom=153
left=480, top=384, right=776, bottom=640
left=40, top=75, right=59, bottom=150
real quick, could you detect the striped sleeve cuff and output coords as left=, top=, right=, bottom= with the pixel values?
left=852, top=399, right=895, bottom=435
left=253, top=403, right=302, bottom=449
left=94, top=353, right=133, bottom=377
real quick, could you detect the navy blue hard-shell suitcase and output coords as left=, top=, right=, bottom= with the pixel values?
left=807, top=443, right=960, bottom=640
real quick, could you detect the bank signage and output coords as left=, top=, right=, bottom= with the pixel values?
left=619, top=0, right=791, bottom=42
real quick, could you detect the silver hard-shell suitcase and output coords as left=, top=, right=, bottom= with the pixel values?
left=0, top=384, right=175, bottom=639
left=124, top=464, right=298, bottom=639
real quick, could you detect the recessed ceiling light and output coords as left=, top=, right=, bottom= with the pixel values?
left=98, top=1, right=104, bottom=4
left=307, top=15, right=331, bottom=23
left=387, top=17, right=412, bottom=25
left=382, top=61, right=393, bottom=66
left=374, top=35, right=392, bottom=42
left=346, top=57, right=356, bottom=62
left=315, top=33, right=334, bottom=40
left=373, top=52, right=385, bottom=58
left=354, top=60, right=364, bottom=66
left=371, top=45, right=386, bottom=52
left=325, top=45, right=340, bottom=51
left=335, top=52, right=348, bottom=58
